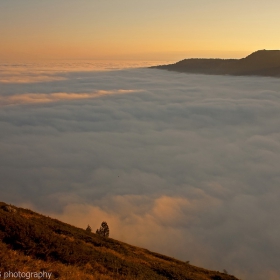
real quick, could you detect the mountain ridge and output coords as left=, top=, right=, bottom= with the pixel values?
left=151, top=50, right=280, bottom=77
left=0, top=201, right=239, bottom=280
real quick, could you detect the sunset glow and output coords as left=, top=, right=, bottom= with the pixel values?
left=1, top=0, right=280, bottom=61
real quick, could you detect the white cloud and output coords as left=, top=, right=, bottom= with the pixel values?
left=0, top=66, right=280, bottom=279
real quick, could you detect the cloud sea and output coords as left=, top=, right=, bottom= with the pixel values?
left=1, top=62, right=280, bottom=280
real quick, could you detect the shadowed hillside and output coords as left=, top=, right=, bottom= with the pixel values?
left=0, top=202, right=240, bottom=280
left=151, top=50, right=280, bottom=77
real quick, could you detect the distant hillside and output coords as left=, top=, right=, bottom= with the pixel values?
left=0, top=201, right=239, bottom=280
left=151, top=50, right=280, bottom=77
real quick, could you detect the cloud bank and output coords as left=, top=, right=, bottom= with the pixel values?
left=0, top=90, right=140, bottom=106
left=0, top=65, right=280, bottom=280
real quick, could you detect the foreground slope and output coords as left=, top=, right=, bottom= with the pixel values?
left=0, top=202, right=239, bottom=280
left=152, top=50, right=280, bottom=77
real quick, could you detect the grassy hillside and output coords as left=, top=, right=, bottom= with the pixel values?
left=0, top=202, right=239, bottom=280
left=152, top=50, right=280, bottom=77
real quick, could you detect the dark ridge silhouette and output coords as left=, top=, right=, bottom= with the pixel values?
left=151, top=50, right=280, bottom=77
left=0, top=201, right=240, bottom=280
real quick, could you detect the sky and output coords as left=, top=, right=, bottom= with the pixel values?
left=1, top=0, right=280, bottom=61
left=0, top=64, right=280, bottom=280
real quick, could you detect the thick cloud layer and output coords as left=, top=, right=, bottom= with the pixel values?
left=0, top=64, right=280, bottom=279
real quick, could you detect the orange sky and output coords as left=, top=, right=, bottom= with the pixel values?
left=1, top=0, right=280, bottom=61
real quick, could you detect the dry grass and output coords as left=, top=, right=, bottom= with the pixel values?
left=0, top=202, right=239, bottom=280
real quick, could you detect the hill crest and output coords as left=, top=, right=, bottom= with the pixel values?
left=151, top=50, right=280, bottom=77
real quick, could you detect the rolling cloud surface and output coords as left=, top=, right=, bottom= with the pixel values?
left=0, top=64, right=280, bottom=279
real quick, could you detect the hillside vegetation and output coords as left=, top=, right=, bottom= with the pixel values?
left=0, top=202, right=239, bottom=280
left=152, top=50, right=280, bottom=77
